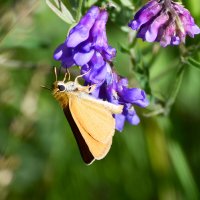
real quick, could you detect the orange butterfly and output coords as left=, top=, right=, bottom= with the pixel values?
left=52, top=68, right=123, bottom=164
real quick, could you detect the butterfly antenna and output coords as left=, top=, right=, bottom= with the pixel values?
left=75, top=69, right=91, bottom=85
left=67, top=69, right=70, bottom=81
left=54, top=67, right=58, bottom=81
left=41, top=85, right=51, bottom=91
left=63, top=72, right=67, bottom=82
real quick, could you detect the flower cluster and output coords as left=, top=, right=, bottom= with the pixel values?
left=128, top=0, right=200, bottom=47
left=98, top=68, right=149, bottom=131
left=53, top=6, right=149, bottom=131
left=54, top=6, right=116, bottom=85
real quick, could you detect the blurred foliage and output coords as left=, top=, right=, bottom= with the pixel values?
left=0, top=0, right=200, bottom=200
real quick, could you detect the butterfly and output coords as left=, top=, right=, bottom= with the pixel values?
left=51, top=68, right=123, bottom=165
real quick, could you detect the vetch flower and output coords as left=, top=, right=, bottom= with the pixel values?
left=53, top=6, right=116, bottom=72
left=81, top=52, right=108, bottom=85
left=97, top=67, right=149, bottom=132
left=53, top=6, right=149, bottom=131
left=128, top=0, right=200, bottom=47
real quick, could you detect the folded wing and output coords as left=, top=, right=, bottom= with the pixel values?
left=63, top=106, right=95, bottom=165
left=69, top=94, right=114, bottom=160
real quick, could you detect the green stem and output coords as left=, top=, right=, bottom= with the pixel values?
left=76, top=0, right=83, bottom=22
left=187, top=57, right=200, bottom=70
left=165, top=63, right=186, bottom=115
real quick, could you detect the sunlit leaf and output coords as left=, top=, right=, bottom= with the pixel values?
left=119, top=0, right=134, bottom=9
left=46, top=0, right=75, bottom=24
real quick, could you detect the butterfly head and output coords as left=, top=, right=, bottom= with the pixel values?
left=53, top=81, right=78, bottom=93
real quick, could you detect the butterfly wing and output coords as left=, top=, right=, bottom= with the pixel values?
left=69, top=93, right=116, bottom=144
left=63, top=106, right=95, bottom=165
left=68, top=93, right=114, bottom=160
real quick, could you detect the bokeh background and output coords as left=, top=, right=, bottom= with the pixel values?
left=0, top=0, right=200, bottom=199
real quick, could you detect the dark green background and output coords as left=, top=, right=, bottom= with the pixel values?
left=0, top=0, right=200, bottom=199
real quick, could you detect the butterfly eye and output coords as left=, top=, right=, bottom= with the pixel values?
left=58, top=84, right=66, bottom=91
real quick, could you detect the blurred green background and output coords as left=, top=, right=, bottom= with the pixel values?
left=0, top=0, right=200, bottom=199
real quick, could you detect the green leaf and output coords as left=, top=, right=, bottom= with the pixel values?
left=46, top=0, right=75, bottom=24
left=85, top=0, right=98, bottom=8
left=119, top=0, right=134, bottom=9
left=187, top=57, right=200, bottom=70
left=169, top=142, right=199, bottom=200
left=119, top=43, right=130, bottom=54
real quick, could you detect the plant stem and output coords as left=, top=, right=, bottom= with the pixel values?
left=164, top=63, right=186, bottom=115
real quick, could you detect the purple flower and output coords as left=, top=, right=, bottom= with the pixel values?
left=97, top=67, right=149, bottom=132
left=53, top=6, right=149, bottom=131
left=128, top=0, right=200, bottom=47
left=81, top=52, right=108, bottom=85
left=53, top=6, right=116, bottom=76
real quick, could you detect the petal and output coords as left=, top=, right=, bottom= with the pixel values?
left=192, top=25, right=200, bottom=35
left=105, top=70, right=117, bottom=86
left=91, top=10, right=109, bottom=50
left=106, top=86, right=119, bottom=104
left=53, top=43, right=65, bottom=60
left=160, top=22, right=176, bottom=47
left=102, top=46, right=117, bottom=61
left=117, top=78, right=128, bottom=93
left=73, top=49, right=94, bottom=66
left=121, top=88, right=143, bottom=102
left=137, top=23, right=150, bottom=41
left=121, top=88, right=149, bottom=107
left=128, top=0, right=162, bottom=30
left=90, top=52, right=105, bottom=69
left=90, top=84, right=100, bottom=98
left=125, top=106, right=140, bottom=125
left=66, top=6, right=100, bottom=47
left=186, top=24, right=200, bottom=37
left=175, top=5, right=200, bottom=38
left=53, top=43, right=75, bottom=67
left=80, top=40, right=93, bottom=52
left=171, top=36, right=181, bottom=45
left=145, top=13, right=169, bottom=42
left=81, top=52, right=107, bottom=84
left=114, top=114, right=126, bottom=132
left=127, top=113, right=140, bottom=125
left=89, top=64, right=107, bottom=84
